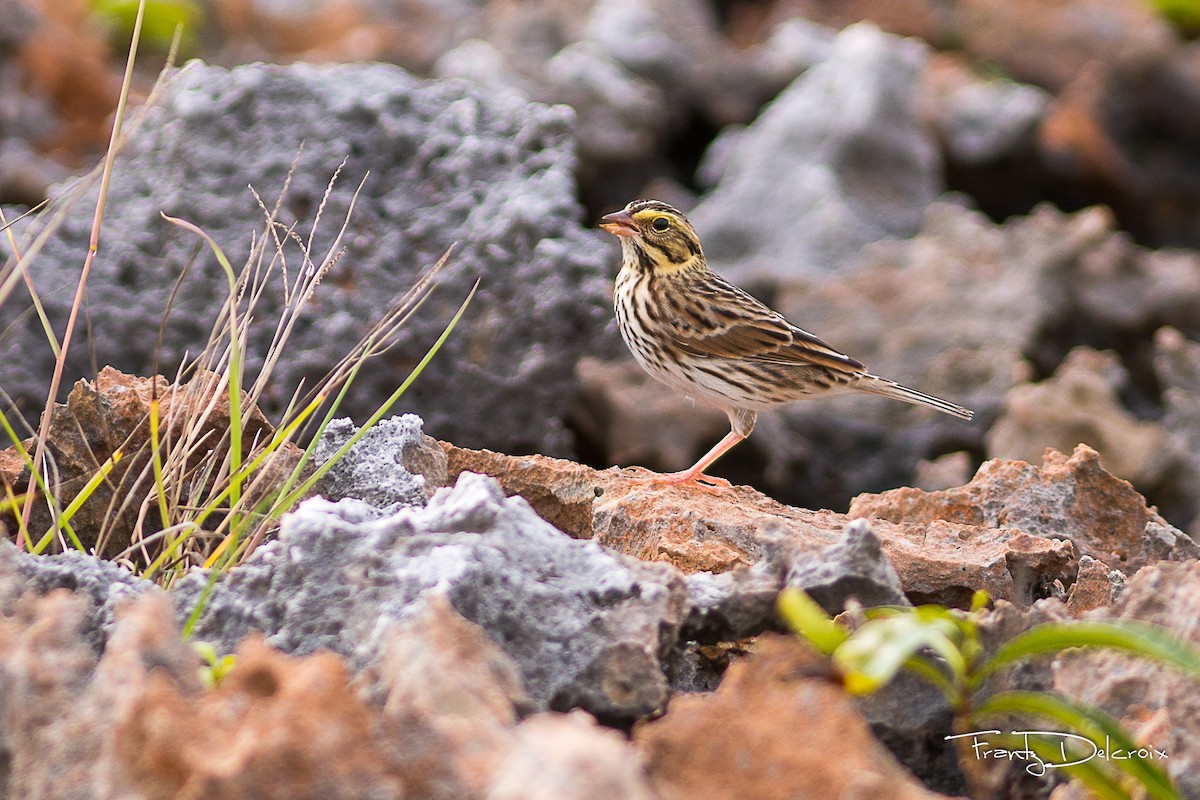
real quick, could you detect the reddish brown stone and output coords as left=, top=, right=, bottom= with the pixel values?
left=115, top=636, right=421, bottom=800
left=441, top=443, right=600, bottom=540
left=490, top=711, right=657, bottom=800
left=1, top=367, right=304, bottom=559
left=635, top=635, right=951, bottom=800
left=0, top=590, right=478, bottom=799
left=365, top=594, right=527, bottom=794
left=445, top=443, right=1075, bottom=607
left=1065, top=556, right=1125, bottom=617
left=0, top=583, right=664, bottom=800
left=851, top=443, right=1198, bottom=571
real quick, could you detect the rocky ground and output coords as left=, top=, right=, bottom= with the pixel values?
left=2, top=0, right=1200, bottom=797
left=1, top=399, right=1198, bottom=797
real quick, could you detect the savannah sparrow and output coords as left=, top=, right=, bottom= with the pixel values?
left=600, top=198, right=973, bottom=490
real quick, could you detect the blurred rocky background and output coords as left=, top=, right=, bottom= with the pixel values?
left=4, top=0, right=1200, bottom=796
left=6, top=0, right=1200, bottom=536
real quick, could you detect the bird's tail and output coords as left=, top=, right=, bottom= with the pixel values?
left=856, top=374, right=974, bottom=420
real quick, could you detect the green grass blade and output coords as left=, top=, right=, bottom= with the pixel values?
left=21, top=0, right=146, bottom=542
left=0, top=207, right=61, bottom=357
left=1, top=483, right=31, bottom=544
left=38, top=450, right=122, bottom=552
left=181, top=559, right=223, bottom=639
left=148, top=396, right=171, bottom=530
left=161, top=213, right=245, bottom=507
left=137, top=521, right=199, bottom=582
left=976, top=620, right=1200, bottom=688
left=190, top=391, right=327, bottom=567
left=972, top=690, right=1179, bottom=799
left=900, top=653, right=958, bottom=704
left=0, top=409, right=64, bottom=550
left=271, top=277, right=479, bottom=516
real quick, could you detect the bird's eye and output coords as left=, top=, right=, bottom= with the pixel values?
left=652, top=217, right=670, bottom=232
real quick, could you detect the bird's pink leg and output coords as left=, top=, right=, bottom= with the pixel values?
left=627, top=430, right=745, bottom=492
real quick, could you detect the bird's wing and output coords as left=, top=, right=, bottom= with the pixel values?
left=664, top=278, right=864, bottom=372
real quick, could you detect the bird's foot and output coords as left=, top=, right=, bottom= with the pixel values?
left=622, top=466, right=734, bottom=493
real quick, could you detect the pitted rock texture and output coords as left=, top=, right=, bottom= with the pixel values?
left=0, top=584, right=656, bottom=800
left=443, top=443, right=1076, bottom=617
left=1065, top=555, right=1125, bottom=617
left=635, top=634, right=953, bottom=800
left=0, top=61, right=609, bottom=457
left=850, top=443, right=1199, bottom=572
left=173, top=472, right=687, bottom=722
left=1054, top=561, right=1200, bottom=797
left=312, top=414, right=448, bottom=511
left=986, top=347, right=1170, bottom=489
left=0, top=538, right=158, bottom=653
left=0, top=592, right=203, bottom=799
left=488, top=710, right=658, bottom=800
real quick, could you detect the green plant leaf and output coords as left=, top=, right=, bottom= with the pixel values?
left=835, top=612, right=965, bottom=695
left=90, top=0, right=202, bottom=50
left=970, top=589, right=991, bottom=612
left=162, top=214, right=245, bottom=509
left=899, top=652, right=958, bottom=703
left=972, top=690, right=1179, bottom=799
left=271, top=275, right=480, bottom=516
left=777, top=587, right=848, bottom=655
left=1149, top=0, right=1200, bottom=36
left=975, top=620, right=1200, bottom=689
left=193, top=640, right=237, bottom=688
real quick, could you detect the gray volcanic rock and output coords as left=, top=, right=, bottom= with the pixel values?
left=0, top=540, right=159, bottom=652
left=681, top=517, right=908, bottom=642
left=689, top=22, right=941, bottom=282
left=312, top=414, right=448, bottom=512
left=0, top=61, right=609, bottom=457
left=173, top=472, right=688, bottom=722
left=1154, top=327, right=1200, bottom=532
left=856, top=670, right=962, bottom=793
left=920, top=58, right=1050, bottom=165
left=784, top=517, right=908, bottom=610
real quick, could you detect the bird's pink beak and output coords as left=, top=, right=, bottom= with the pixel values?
left=599, top=210, right=638, bottom=238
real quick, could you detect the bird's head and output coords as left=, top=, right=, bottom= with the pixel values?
left=600, top=199, right=704, bottom=274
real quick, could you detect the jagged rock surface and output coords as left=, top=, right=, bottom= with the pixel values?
left=1054, top=562, right=1200, bottom=797
left=312, top=414, right=447, bottom=511
left=851, top=443, right=1199, bottom=573
left=443, top=442, right=1076, bottom=616
left=174, top=472, right=688, bottom=722
left=634, top=635, right=954, bottom=800
left=0, top=61, right=609, bottom=457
